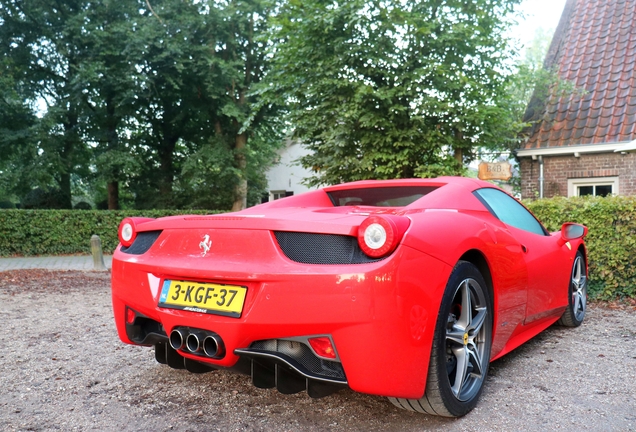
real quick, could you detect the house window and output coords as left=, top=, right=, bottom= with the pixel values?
left=270, top=190, right=294, bottom=201
left=567, top=177, right=618, bottom=197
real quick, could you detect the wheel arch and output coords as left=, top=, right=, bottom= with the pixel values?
left=458, top=249, right=494, bottom=305
left=577, top=243, right=588, bottom=274
left=457, top=249, right=498, bottom=343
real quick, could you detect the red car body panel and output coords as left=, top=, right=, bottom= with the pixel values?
left=111, top=176, right=586, bottom=399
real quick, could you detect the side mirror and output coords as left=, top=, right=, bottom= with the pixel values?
left=558, top=223, right=588, bottom=246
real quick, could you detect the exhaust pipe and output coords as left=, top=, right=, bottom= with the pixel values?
left=186, top=331, right=205, bottom=353
left=169, top=328, right=186, bottom=350
left=169, top=327, right=226, bottom=359
left=203, top=334, right=225, bottom=358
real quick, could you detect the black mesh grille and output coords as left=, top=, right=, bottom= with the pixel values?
left=274, top=231, right=383, bottom=265
left=250, top=340, right=346, bottom=380
left=121, top=230, right=162, bottom=255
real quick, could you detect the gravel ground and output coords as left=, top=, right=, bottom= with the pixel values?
left=1, top=270, right=635, bottom=431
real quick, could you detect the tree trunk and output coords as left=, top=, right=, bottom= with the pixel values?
left=59, top=171, right=72, bottom=209
left=158, top=147, right=174, bottom=200
left=402, top=165, right=415, bottom=178
left=59, top=108, right=78, bottom=209
left=107, top=181, right=119, bottom=210
left=454, top=148, right=463, bottom=164
left=105, top=97, right=120, bottom=209
left=454, top=130, right=464, bottom=166
left=231, top=132, right=248, bottom=211
left=157, top=128, right=179, bottom=207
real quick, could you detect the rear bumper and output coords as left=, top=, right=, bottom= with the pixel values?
left=111, top=239, right=451, bottom=399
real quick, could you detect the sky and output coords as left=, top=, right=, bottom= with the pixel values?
left=512, top=0, right=568, bottom=51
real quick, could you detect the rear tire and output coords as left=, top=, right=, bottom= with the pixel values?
left=557, top=251, right=587, bottom=327
left=389, top=261, right=493, bottom=417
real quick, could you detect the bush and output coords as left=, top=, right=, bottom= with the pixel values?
left=0, top=209, right=220, bottom=257
left=525, top=195, right=636, bottom=300
left=1, top=196, right=634, bottom=300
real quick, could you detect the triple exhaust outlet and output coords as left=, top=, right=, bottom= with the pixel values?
left=169, top=327, right=225, bottom=359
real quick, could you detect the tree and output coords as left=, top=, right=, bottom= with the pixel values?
left=0, top=0, right=282, bottom=210
left=78, top=0, right=141, bottom=209
left=264, top=0, right=523, bottom=186
left=0, top=56, right=38, bottom=202
left=124, top=0, right=281, bottom=209
left=0, top=0, right=94, bottom=208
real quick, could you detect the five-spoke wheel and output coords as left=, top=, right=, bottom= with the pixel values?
left=389, top=261, right=492, bottom=417
left=557, top=251, right=587, bottom=327
left=444, top=277, right=489, bottom=402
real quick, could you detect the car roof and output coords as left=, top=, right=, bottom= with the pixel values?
left=322, top=176, right=492, bottom=192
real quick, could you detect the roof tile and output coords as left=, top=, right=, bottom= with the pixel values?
left=522, top=0, right=636, bottom=149
left=599, top=116, right=611, bottom=128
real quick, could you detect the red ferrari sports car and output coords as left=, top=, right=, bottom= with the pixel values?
left=111, top=176, right=588, bottom=417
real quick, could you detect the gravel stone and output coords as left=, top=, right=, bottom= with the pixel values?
left=1, top=270, right=635, bottom=431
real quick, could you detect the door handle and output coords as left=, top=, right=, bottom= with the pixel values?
left=521, top=244, right=528, bottom=253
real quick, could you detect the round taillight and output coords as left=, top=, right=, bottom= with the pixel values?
left=363, top=223, right=388, bottom=250
left=121, top=223, right=133, bottom=242
left=118, top=218, right=137, bottom=247
left=357, top=215, right=409, bottom=258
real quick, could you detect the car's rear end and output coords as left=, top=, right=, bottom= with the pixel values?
left=111, top=186, right=454, bottom=399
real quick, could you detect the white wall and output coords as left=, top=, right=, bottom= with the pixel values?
left=265, top=140, right=316, bottom=200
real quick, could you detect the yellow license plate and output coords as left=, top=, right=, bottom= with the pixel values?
left=158, top=280, right=247, bottom=318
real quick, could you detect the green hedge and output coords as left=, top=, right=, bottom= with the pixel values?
left=525, top=196, right=636, bottom=300
left=1, top=197, right=634, bottom=300
left=0, top=209, right=219, bottom=257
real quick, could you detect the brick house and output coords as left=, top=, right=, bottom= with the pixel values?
left=517, top=0, right=636, bottom=199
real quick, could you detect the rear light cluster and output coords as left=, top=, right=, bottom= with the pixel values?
left=308, top=336, right=337, bottom=359
left=357, top=215, right=410, bottom=258
left=118, top=217, right=154, bottom=247
left=125, top=306, right=137, bottom=324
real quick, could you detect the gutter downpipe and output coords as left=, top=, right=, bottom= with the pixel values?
left=538, top=156, right=544, bottom=199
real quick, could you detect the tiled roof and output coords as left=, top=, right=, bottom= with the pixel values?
left=521, top=0, right=636, bottom=149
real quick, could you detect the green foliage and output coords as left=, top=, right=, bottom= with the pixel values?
left=0, top=1, right=94, bottom=207
left=526, top=196, right=636, bottom=300
left=263, top=0, right=522, bottom=186
left=0, top=56, right=40, bottom=199
left=0, top=0, right=282, bottom=210
left=0, top=209, right=220, bottom=256
left=21, top=187, right=70, bottom=210
left=116, top=0, right=283, bottom=210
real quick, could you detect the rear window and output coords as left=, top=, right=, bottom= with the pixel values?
left=327, top=186, right=438, bottom=207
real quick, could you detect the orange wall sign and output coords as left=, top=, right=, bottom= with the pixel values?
left=478, top=161, right=512, bottom=181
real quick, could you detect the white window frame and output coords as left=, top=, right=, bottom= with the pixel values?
left=269, top=190, right=294, bottom=201
left=270, top=190, right=286, bottom=201
left=567, top=176, right=619, bottom=197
